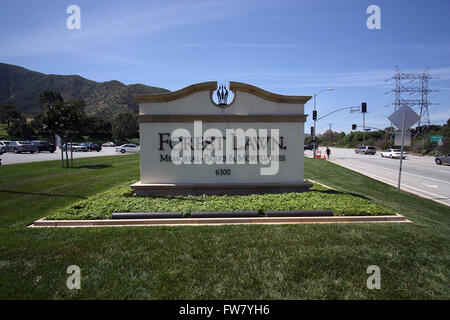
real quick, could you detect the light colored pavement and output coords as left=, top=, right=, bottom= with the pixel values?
left=305, top=147, right=450, bottom=206
left=3, top=145, right=449, bottom=206
left=0, top=147, right=124, bottom=165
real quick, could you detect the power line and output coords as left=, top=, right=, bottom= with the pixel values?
left=385, top=66, right=440, bottom=144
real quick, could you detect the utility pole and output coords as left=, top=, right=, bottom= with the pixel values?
left=397, top=108, right=406, bottom=191
left=363, top=112, right=365, bottom=145
left=362, top=102, right=367, bottom=146
left=313, top=94, right=317, bottom=158
left=312, top=88, right=334, bottom=159
left=386, top=66, right=438, bottom=145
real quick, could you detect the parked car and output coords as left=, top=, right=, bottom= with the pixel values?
left=115, top=144, right=140, bottom=154
left=5, top=141, right=39, bottom=154
left=304, top=144, right=317, bottom=151
left=32, top=140, right=56, bottom=153
left=62, top=143, right=88, bottom=152
left=435, top=154, right=450, bottom=165
left=380, top=149, right=406, bottom=159
left=81, top=142, right=102, bottom=152
left=0, top=140, right=10, bottom=153
left=102, top=142, right=116, bottom=147
left=355, top=145, right=376, bottom=155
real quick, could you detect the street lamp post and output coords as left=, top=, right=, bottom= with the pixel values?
left=313, top=88, right=334, bottom=158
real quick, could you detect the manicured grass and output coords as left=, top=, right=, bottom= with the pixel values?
left=0, top=156, right=448, bottom=299
left=0, top=123, right=9, bottom=139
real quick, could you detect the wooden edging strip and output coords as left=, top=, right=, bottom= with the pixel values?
left=30, top=214, right=410, bottom=228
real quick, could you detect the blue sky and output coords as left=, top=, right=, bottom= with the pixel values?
left=1, top=0, right=449, bottom=133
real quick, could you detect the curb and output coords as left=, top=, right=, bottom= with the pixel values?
left=328, top=160, right=449, bottom=207
left=30, top=214, right=410, bottom=228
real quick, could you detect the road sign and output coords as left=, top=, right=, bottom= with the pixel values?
left=430, top=135, right=443, bottom=143
left=395, top=132, right=411, bottom=146
left=388, top=105, right=420, bottom=131
left=387, top=105, right=419, bottom=192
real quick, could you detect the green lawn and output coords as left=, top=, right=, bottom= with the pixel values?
left=0, top=123, right=9, bottom=139
left=0, top=155, right=448, bottom=299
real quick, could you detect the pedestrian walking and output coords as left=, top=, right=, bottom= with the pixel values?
left=326, top=147, right=331, bottom=160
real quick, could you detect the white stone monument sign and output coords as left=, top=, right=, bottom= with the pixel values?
left=131, top=82, right=312, bottom=195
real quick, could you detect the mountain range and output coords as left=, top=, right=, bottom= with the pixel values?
left=0, top=62, right=169, bottom=119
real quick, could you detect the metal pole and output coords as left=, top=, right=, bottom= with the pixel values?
left=363, top=112, right=366, bottom=146
left=313, top=93, right=317, bottom=159
left=60, top=140, right=64, bottom=168
left=70, top=137, right=73, bottom=168
left=397, top=109, right=406, bottom=191
left=389, top=121, right=393, bottom=146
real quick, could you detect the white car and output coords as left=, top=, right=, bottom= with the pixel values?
left=102, top=142, right=116, bottom=147
left=63, top=143, right=88, bottom=152
left=115, top=144, right=140, bottom=154
left=0, top=140, right=9, bottom=154
left=380, top=149, right=406, bottom=159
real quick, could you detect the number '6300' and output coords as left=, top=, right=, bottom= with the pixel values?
left=215, top=169, right=231, bottom=176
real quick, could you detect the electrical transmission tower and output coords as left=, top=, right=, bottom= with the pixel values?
left=386, top=66, right=438, bottom=141
left=328, top=123, right=333, bottom=132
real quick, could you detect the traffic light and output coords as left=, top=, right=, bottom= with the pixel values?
left=310, top=126, right=315, bottom=136
left=361, top=102, right=367, bottom=113
left=352, top=124, right=357, bottom=130
left=312, top=110, right=317, bottom=120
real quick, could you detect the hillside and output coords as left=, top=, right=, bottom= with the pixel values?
left=0, top=63, right=169, bottom=119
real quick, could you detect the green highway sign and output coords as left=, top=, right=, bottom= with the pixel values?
left=430, top=136, right=443, bottom=142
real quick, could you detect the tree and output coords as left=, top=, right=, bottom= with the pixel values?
left=112, top=112, right=139, bottom=143
left=40, top=95, right=86, bottom=168
left=65, top=99, right=86, bottom=141
left=38, top=91, right=63, bottom=111
left=83, top=116, right=112, bottom=141
left=438, top=118, right=450, bottom=155
left=321, top=130, right=339, bottom=146
left=0, top=104, right=22, bottom=128
left=7, top=118, right=36, bottom=140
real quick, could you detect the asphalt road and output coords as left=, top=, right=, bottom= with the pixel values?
left=3, top=145, right=449, bottom=206
left=305, top=147, right=450, bottom=206
left=0, top=147, right=122, bottom=165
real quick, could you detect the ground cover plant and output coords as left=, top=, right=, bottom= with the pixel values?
left=46, top=181, right=396, bottom=220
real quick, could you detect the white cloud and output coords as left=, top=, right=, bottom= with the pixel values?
left=0, top=0, right=233, bottom=57
left=228, top=66, right=450, bottom=88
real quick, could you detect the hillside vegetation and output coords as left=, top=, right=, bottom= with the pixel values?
left=0, top=63, right=169, bottom=119
left=308, top=120, right=450, bottom=155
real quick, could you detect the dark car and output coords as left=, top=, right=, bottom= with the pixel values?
left=81, top=142, right=102, bottom=152
left=5, top=141, right=39, bottom=154
left=32, top=140, right=56, bottom=153
left=304, top=144, right=317, bottom=151
left=435, top=154, right=450, bottom=165
left=355, top=145, right=376, bottom=155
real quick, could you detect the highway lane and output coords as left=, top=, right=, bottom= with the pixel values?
left=305, top=147, right=450, bottom=206
left=0, top=147, right=123, bottom=165
left=3, top=144, right=449, bottom=206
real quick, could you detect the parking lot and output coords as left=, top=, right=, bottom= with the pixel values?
left=0, top=147, right=121, bottom=165
left=306, top=147, right=450, bottom=206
